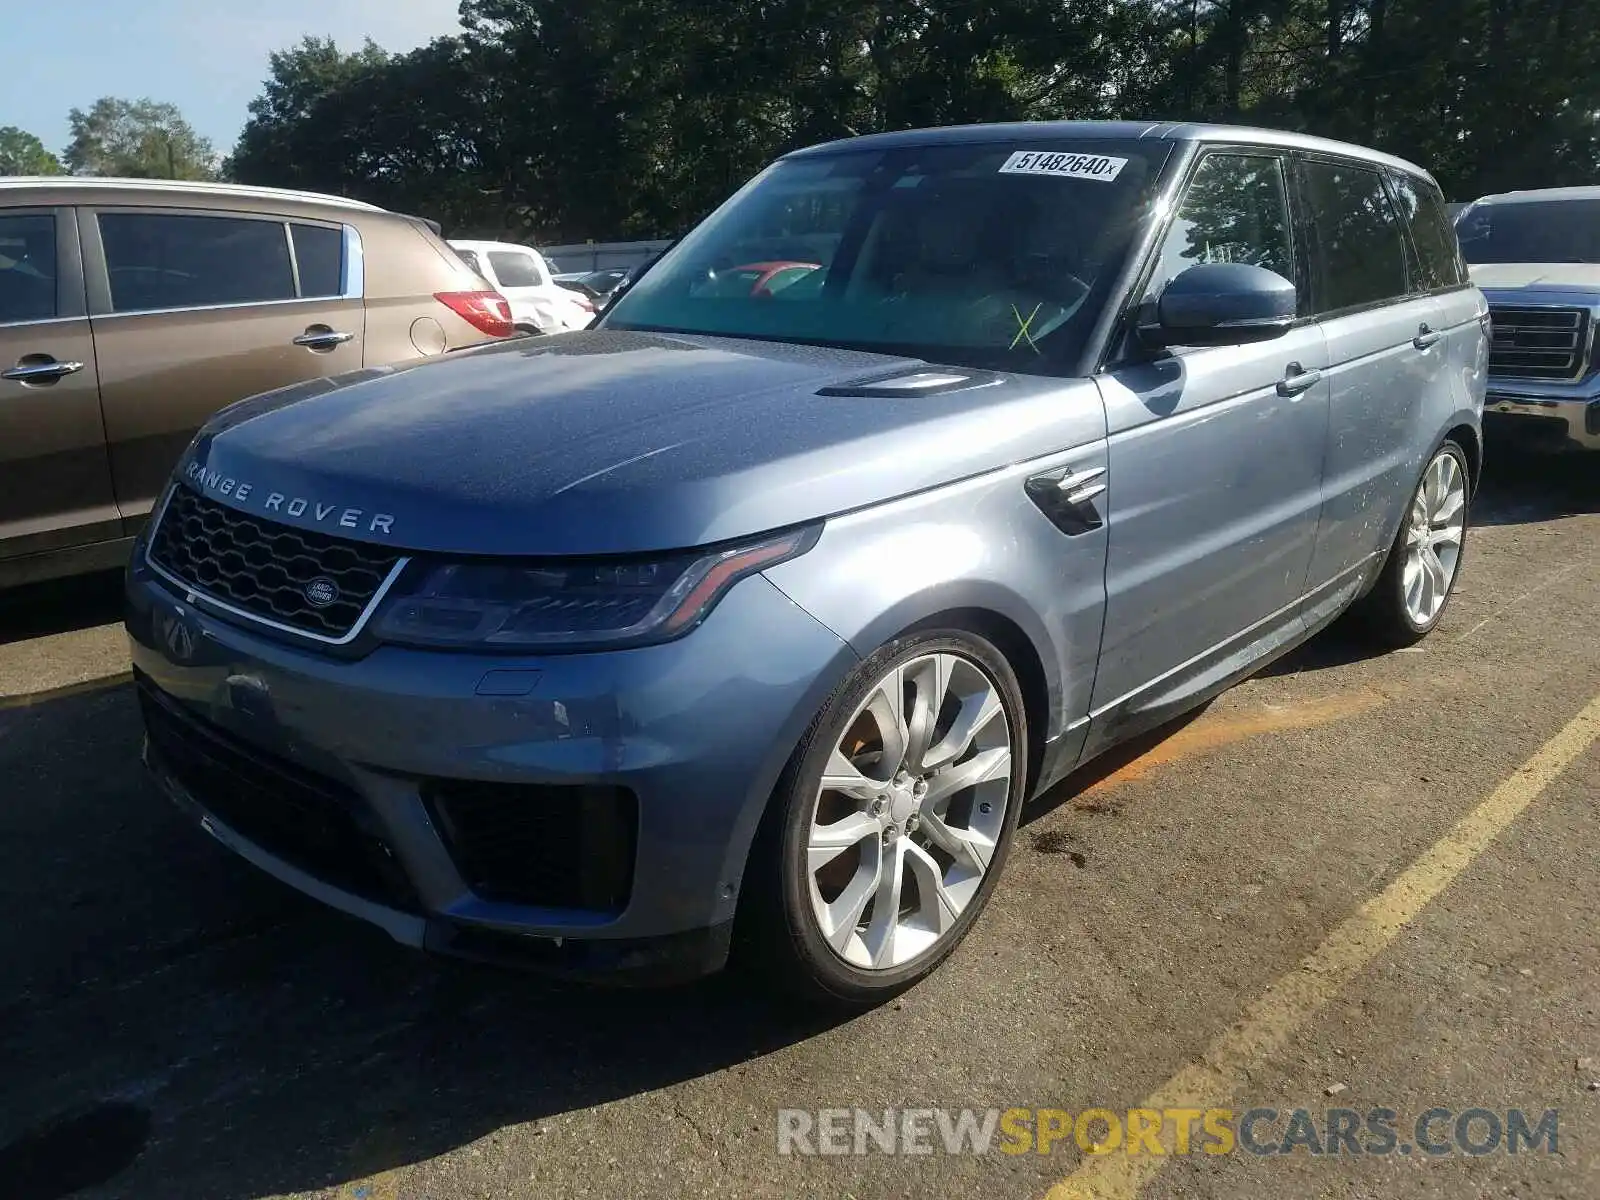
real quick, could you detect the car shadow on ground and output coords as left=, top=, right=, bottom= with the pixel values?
left=1471, top=446, right=1596, bottom=526
left=0, top=569, right=126, bottom=646
left=0, top=686, right=852, bottom=1200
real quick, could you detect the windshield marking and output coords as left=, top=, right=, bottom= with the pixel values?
left=1009, top=303, right=1044, bottom=354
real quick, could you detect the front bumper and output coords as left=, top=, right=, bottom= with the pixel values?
left=1483, top=388, right=1600, bottom=451
left=126, top=549, right=857, bottom=982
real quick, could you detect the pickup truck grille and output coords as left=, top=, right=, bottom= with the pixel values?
left=1487, top=305, right=1591, bottom=381
left=148, top=484, right=403, bottom=641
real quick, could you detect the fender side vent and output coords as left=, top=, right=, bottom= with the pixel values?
left=1025, top=464, right=1107, bottom=536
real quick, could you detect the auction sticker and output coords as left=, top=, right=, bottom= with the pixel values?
left=998, top=150, right=1127, bottom=182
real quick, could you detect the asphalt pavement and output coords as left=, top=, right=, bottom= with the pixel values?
left=0, top=450, right=1595, bottom=1200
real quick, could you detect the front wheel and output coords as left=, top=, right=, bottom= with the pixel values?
left=1354, top=439, right=1470, bottom=647
left=737, top=630, right=1029, bottom=1008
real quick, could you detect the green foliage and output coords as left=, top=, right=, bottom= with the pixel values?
left=0, top=127, right=65, bottom=176
left=65, top=97, right=217, bottom=179
left=226, top=0, right=1600, bottom=240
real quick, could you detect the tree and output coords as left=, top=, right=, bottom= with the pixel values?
left=0, top=127, right=65, bottom=176
left=64, top=97, right=217, bottom=179
left=227, top=0, right=1600, bottom=240
left=229, top=36, right=512, bottom=235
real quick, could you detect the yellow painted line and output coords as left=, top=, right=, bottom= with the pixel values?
left=0, top=670, right=133, bottom=710
left=1047, top=690, right=1600, bottom=1200
left=1077, top=690, right=1389, bottom=798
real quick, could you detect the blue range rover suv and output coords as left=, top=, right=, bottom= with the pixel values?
left=126, top=122, right=1487, bottom=1007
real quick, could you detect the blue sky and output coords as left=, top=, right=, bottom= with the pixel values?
left=2, top=0, right=464, bottom=160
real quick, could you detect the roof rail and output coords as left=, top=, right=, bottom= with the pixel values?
left=0, top=176, right=386, bottom=212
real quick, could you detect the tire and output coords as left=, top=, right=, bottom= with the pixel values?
left=735, top=629, right=1029, bottom=1009
left=1353, top=438, right=1471, bottom=648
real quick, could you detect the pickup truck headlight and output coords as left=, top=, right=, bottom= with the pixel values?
left=372, top=525, right=818, bottom=652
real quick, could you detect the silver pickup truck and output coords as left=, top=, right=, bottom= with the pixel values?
left=1457, top=186, right=1600, bottom=452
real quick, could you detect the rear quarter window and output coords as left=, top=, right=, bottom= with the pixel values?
left=291, top=223, right=344, bottom=298
left=1387, top=173, right=1467, bottom=291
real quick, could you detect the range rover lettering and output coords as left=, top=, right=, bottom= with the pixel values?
left=126, top=122, right=1487, bottom=1007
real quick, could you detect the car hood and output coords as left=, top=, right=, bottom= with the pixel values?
left=178, top=329, right=1101, bottom=556
left=1469, top=262, right=1600, bottom=292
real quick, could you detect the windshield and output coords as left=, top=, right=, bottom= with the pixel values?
left=602, top=139, right=1171, bottom=369
left=1456, top=199, right=1600, bottom=264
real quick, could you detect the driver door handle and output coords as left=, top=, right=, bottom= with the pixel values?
left=2, top=359, right=85, bottom=383
left=1277, top=364, right=1322, bottom=397
left=293, top=329, right=355, bottom=350
left=1413, top=324, right=1441, bottom=350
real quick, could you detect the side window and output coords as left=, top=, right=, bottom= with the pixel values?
left=291, top=223, right=344, bottom=298
left=0, top=213, right=57, bottom=323
left=1143, top=153, right=1296, bottom=307
left=1298, top=161, right=1410, bottom=313
left=99, top=212, right=295, bottom=313
left=488, top=251, right=545, bottom=288
left=455, top=247, right=485, bottom=275
left=1387, top=173, right=1466, bottom=291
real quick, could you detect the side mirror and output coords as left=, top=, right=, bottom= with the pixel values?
left=1140, top=262, right=1297, bottom=348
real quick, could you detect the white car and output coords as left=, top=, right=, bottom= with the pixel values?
left=448, top=239, right=594, bottom=334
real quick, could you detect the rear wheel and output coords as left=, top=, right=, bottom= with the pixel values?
left=1355, top=439, right=1469, bottom=647
left=738, top=630, right=1028, bottom=1008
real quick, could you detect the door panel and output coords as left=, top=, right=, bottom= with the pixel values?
left=82, top=207, right=365, bottom=523
left=1092, top=328, right=1330, bottom=710
left=1295, top=158, right=1447, bottom=587
left=0, top=206, right=118, bottom=561
left=1089, top=148, right=1329, bottom=714
left=1386, top=170, right=1489, bottom=459
left=0, top=318, right=118, bottom=559
left=1306, top=294, right=1442, bottom=586
left=91, top=299, right=364, bottom=521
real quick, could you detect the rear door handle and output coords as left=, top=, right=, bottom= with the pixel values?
left=292, top=330, right=355, bottom=350
left=1413, top=325, right=1441, bottom=350
left=1276, top=364, right=1322, bottom=397
left=2, top=359, right=85, bottom=383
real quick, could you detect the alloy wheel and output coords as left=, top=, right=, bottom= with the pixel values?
left=1401, top=450, right=1467, bottom=626
left=804, top=652, right=1016, bottom=971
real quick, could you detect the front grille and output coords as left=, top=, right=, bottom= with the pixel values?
left=423, top=780, right=637, bottom=912
left=1487, top=305, right=1591, bottom=380
left=148, top=485, right=402, bottom=640
left=138, top=676, right=420, bottom=911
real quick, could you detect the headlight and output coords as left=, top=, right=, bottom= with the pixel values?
left=372, top=525, right=819, bottom=652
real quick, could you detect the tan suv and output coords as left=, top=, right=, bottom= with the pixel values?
left=0, top=177, right=512, bottom=589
